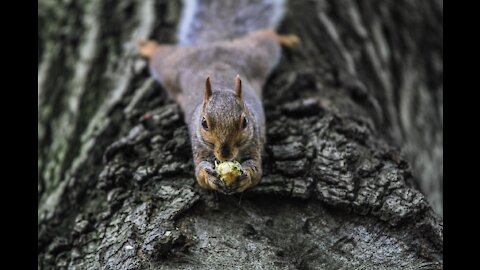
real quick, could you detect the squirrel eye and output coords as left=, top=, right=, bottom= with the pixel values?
left=241, top=116, right=248, bottom=129
left=201, top=116, right=209, bottom=130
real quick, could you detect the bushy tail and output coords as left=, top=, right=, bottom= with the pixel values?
left=178, top=0, right=286, bottom=46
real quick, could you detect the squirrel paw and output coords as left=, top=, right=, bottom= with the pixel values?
left=233, top=172, right=254, bottom=193
left=277, top=34, right=300, bottom=47
left=137, top=40, right=159, bottom=58
left=196, top=162, right=257, bottom=194
left=196, top=163, right=225, bottom=191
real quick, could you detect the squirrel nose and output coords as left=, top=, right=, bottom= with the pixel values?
left=220, top=145, right=231, bottom=160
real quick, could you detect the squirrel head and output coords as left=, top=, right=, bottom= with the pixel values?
left=200, top=75, right=252, bottom=161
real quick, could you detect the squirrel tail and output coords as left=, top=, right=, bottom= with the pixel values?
left=177, top=0, right=286, bottom=46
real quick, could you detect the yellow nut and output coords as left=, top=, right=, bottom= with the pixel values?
left=215, top=161, right=243, bottom=186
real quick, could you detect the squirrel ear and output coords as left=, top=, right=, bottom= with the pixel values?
left=204, top=77, right=213, bottom=103
left=235, top=74, right=242, bottom=98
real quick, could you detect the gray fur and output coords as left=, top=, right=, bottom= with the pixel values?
left=178, top=0, right=286, bottom=45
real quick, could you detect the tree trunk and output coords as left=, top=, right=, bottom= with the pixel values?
left=38, top=0, right=443, bottom=269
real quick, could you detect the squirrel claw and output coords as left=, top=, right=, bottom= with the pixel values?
left=196, top=162, right=224, bottom=191
left=205, top=166, right=220, bottom=178
left=277, top=34, right=300, bottom=47
left=234, top=172, right=253, bottom=193
left=137, top=39, right=159, bottom=58
left=206, top=176, right=225, bottom=191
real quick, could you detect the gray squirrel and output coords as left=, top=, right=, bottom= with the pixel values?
left=138, top=0, right=299, bottom=194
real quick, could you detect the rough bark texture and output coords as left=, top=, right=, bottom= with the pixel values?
left=38, top=0, right=443, bottom=269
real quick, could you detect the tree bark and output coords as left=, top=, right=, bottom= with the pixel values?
left=38, top=0, right=443, bottom=269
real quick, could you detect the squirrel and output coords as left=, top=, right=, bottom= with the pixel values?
left=138, top=0, right=299, bottom=194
